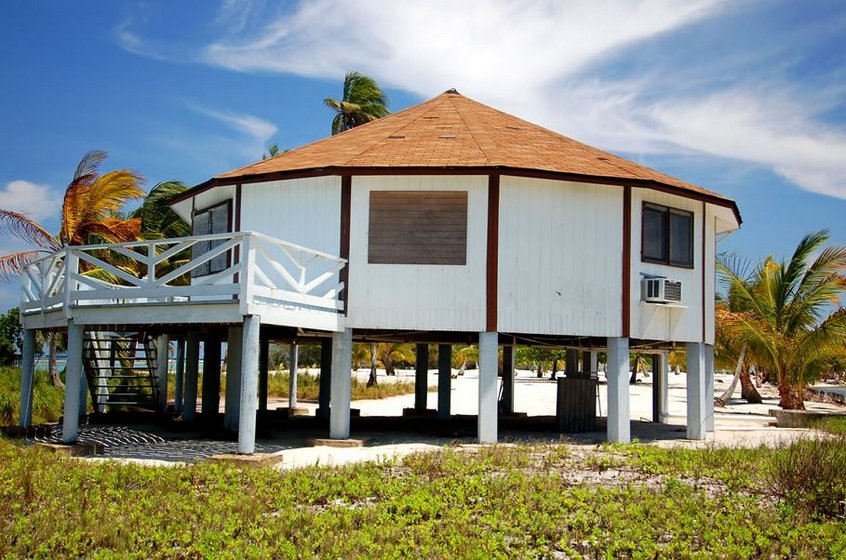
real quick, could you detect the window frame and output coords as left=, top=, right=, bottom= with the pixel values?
left=640, top=202, right=694, bottom=269
left=191, top=199, right=233, bottom=278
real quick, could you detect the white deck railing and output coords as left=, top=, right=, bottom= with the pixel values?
left=20, top=232, right=346, bottom=317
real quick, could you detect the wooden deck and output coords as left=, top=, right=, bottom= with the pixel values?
left=19, top=232, right=347, bottom=332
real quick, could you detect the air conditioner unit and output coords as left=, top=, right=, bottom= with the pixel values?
left=641, top=277, right=682, bottom=303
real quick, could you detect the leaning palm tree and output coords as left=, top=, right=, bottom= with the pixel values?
left=717, top=231, right=846, bottom=409
left=131, top=181, right=189, bottom=240
left=0, top=150, right=145, bottom=385
left=324, top=71, right=390, bottom=135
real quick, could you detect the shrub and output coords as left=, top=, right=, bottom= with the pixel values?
left=767, top=436, right=846, bottom=519
left=0, top=366, right=64, bottom=426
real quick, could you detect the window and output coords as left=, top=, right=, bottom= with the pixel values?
left=641, top=203, right=693, bottom=268
left=368, top=191, right=467, bottom=265
left=192, top=200, right=232, bottom=277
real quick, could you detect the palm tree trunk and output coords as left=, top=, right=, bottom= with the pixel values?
left=739, top=366, right=762, bottom=403
left=716, top=346, right=745, bottom=406
left=778, top=381, right=805, bottom=410
left=48, top=332, right=63, bottom=388
left=367, top=343, right=378, bottom=387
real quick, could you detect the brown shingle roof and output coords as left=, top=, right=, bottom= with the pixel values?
left=207, top=90, right=736, bottom=213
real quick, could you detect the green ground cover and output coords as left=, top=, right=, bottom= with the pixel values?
left=0, top=367, right=63, bottom=426
left=1, top=437, right=844, bottom=558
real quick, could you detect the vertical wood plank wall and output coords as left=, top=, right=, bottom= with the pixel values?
left=497, top=176, right=624, bottom=337
left=347, top=175, right=488, bottom=332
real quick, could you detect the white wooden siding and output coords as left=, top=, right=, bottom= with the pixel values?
left=630, top=189, right=706, bottom=343
left=239, top=177, right=342, bottom=254
left=346, top=175, right=488, bottom=331
left=497, top=176, right=624, bottom=337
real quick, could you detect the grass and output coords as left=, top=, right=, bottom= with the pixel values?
left=165, top=371, right=425, bottom=402
left=811, top=415, right=846, bottom=436
left=0, top=367, right=64, bottom=426
left=1, top=438, right=845, bottom=558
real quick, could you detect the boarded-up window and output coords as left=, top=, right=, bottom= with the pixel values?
left=368, top=191, right=467, bottom=265
left=192, top=200, right=232, bottom=277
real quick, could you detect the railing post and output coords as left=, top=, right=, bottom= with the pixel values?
left=64, top=248, right=77, bottom=318
left=147, top=241, right=156, bottom=285
left=239, top=233, right=256, bottom=315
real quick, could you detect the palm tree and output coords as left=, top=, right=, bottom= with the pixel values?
left=324, top=71, right=390, bottom=135
left=131, top=181, right=189, bottom=239
left=0, top=150, right=145, bottom=385
left=714, top=280, right=762, bottom=406
left=718, top=231, right=846, bottom=409
left=262, top=144, right=280, bottom=160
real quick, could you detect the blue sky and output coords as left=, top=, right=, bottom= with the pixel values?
left=1, top=0, right=845, bottom=311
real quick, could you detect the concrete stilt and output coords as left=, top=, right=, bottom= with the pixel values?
left=18, top=329, right=36, bottom=428
left=237, top=315, right=260, bottom=454
left=705, top=344, right=715, bottom=433
left=258, top=337, right=269, bottom=412
left=501, top=345, right=515, bottom=414
left=329, top=329, right=353, bottom=439
left=477, top=332, right=498, bottom=443
left=415, top=343, right=429, bottom=410
left=78, top=370, right=88, bottom=417
left=686, top=342, right=707, bottom=440
left=437, top=344, right=452, bottom=420
left=652, top=353, right=669, bottom=423
left=225, top=326, right=243, bottom=431
left=288, top=344, right=299, bottom=408
left=318, top=339, right=332, bottom=417
left=565, top=349, right=578, bottom=377
left=183, top=332, right=200, bottom=421
left=202, top=337, right=221, bottom=418
left=606, top=337, right=630, bottom=443
left=174, top=339, right=185, bottom=413
left=156, top=335, right=169, bottom=414
left=580, top=351, right=592, bottom=377
left=62, top=322, right=85, bottom=443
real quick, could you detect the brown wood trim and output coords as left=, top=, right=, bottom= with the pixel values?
left=486, top=173, right=500, bottom=332
left=234, top=184, right=242, bottom=232
left=340, top=175, right=351, bottom=314
left=170, top=166, right=741, bottom=225
left=701, top=201, right=707, bottom=343
left=622, top=185, right=632, bottom=338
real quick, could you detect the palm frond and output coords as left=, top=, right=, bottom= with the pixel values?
left=0, top=210, right=59, bottom=251
left=0, top=249, right=51, bottom=280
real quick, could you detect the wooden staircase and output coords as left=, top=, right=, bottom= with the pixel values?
left=83, top=332, right=162, bottom=412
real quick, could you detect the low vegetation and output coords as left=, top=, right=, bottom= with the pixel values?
left=1, top=437, right=845, bottom=558
left=265, top=371, right=423, bottom=401
left=0, top=366, right=63, bottom=426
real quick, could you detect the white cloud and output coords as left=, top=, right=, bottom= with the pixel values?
left=116, top=0, right=846, bottom=199
left=187, top=105, right=278, bottom=161
left=0, top=180, right=60, bottom=221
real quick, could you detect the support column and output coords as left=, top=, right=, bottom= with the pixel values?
left=501, top=345, right=515, bottom=414
left=202, top=337, right=221, bottom=419
left=156, top=335, right=169, bottom=414
left=606, top=337, right=630, bottom=443
left=78, top=370, right=88, bottom=417
left=183, top=332, right=200, bottom=421
left=652, top=353, right=669, bottom=423
left=478, top=332, right=498, bottom=443
left=415, top=343, right=429, bottom=410
left=224, top=326, right=243, bottom=431
left=288, top=344, right=299, bottom=408
left=174, top=339, right=185, bottom=413
left=686, top=342, right=707, bottom=440
left=238, top=315, right=261, bottom=454
left=18, top=329, right=36, bottom=428
left=62, top=322, right=85, bottom=443
left=329, top=329, right=353, bottom=439
left=565, top=349, right=578, bottom=377
left=704, top=344, right=715, bottom=433
left=258, top=337, right=269, bottom=412
left=580, top=351, right=592, bottom=377
left=437, top=344, right=452, bottom=420
left=317, top=339, right=332, bottom=417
